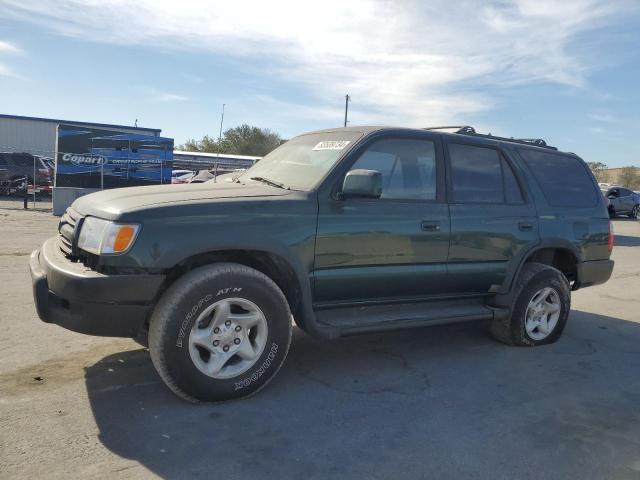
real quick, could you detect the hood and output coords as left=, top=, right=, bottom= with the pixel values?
left=71, top=181, right=292, bottom=219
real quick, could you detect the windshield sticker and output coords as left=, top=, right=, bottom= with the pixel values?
left=312, top=141, right=351, bottom=151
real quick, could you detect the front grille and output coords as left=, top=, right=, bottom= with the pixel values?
left=57, top=207, right=82, bottom=258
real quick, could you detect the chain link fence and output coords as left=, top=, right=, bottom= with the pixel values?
left=0, top=146, right=258, bottom=211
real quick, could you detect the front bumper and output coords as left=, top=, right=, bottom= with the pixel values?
left=576, top=259, right=614, bottom=289
left=29, top=236, right=166, bottom=337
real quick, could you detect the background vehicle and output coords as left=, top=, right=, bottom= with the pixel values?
left=30, top=125, right=614, bottom=403
left=0, top=152, right=53, bottom=189
left=171, top=169, right=194, bottom=184
left=605, top=186, right=640, bottom=218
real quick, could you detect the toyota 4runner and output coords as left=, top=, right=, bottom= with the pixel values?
left=30, top=126, right=614, bottom=402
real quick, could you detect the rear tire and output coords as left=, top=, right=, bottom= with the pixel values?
left=149, top=263, right=292, bottom=403
left=490, top=262, right=570, bottom=346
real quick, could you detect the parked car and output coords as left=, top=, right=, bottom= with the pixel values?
left=205, top=170, right=246, bottom=183
left=30, top=125, right=614, bottom=403
left=605, top=186, right=640, bottom=218
left=0, top=152, right=53, bottom=189
left=171, top=169, right=194, bottom=184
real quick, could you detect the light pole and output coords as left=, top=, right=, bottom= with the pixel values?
left=216, top=103, right=225, bottom=183
left=218, top=104, right=226, bottom=144
left=344, top=94, right=350, bottom=127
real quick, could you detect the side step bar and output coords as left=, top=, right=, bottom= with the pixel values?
left=314, top=299, right=508, bottom=336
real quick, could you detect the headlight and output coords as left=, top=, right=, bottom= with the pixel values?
left=77, top=217, right=140, bottom=255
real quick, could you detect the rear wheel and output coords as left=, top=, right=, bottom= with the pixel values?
left=490, top=262, right=570, bottom=346
left=149, top=263, right=292, bottom=402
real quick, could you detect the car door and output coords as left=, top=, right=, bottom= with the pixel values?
left=313, top=134, right=450, bottom=306
left=607, top=187, right=632, bottom=214
left=444, top=141, right=539, bottom=294
left=619, top=188, right=635, bottom=213
left=607, top=188, right=624, bottom=212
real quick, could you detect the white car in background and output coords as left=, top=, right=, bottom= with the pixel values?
left=171, top=169, right=195, bottom=184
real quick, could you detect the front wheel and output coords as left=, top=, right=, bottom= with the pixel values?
left=149, top=263, right=292, bottom=402
left=490, top=262, right=570, bottom=346
left=631, top=205, right=639, bottom=219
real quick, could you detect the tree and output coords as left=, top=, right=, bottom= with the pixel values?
left=178, top=124, right=282, bottom=157
left=618, top=166, right=640, bottom=190
left=586, top=161, right=608, bottom=183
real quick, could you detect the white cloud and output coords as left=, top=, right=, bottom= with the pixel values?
left=134, top=86, right=189, bottom=102
left=588, top=112, right=616, bottom=123
left=0, top=62, right=16, bottom=77
left=0, top=40, right=25, bottom=78
left=0, top=40, right=22, bottom=55
left=0, top=0, right=635, bottom=125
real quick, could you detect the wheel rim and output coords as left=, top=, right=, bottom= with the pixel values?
left=188, top=298, right=268, bottom=379
left=524, top=287, right=561, bottom=341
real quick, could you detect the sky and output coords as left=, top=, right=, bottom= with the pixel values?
left=0, top=0, right=639, bottom=167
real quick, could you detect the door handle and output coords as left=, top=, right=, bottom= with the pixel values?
left=421, top=221, right=440, bottom=232
left=518, top=222, right=534, bottom=231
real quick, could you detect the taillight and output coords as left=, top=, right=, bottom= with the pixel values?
left=608, top=221, right=614, bottom=252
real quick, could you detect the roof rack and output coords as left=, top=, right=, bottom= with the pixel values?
left=424, top=125, right=557, bottom=150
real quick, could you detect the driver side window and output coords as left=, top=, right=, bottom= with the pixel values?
left=350, top=138, right=437, bottom=200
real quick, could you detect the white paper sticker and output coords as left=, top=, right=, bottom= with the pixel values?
left=312, top=141, right=351, bottom=151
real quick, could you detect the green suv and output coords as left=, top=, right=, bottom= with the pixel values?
left=30, top=126, right=614, bottom=402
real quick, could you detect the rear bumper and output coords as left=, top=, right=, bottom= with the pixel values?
left=29, top=236, right=165, bottom=337
left=576, top=259, right=614, bottom=289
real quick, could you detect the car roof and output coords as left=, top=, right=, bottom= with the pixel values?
left=302, top=126, right=570, bottom=155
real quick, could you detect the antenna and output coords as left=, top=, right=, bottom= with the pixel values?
left=344, top=94, right=350, bottom=127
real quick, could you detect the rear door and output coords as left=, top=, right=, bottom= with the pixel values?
left=314, top=133, right=450, bottom=305
left=619, top=188, right=636, bottom=213
left=607, top=187, right=632, bottom=214
left=444, top=141, right=539, bottom=294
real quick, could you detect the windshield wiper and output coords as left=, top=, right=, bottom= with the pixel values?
left=249, top=176, right=288, bottom=189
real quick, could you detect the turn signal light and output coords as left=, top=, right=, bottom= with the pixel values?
left=113, top=226, right=137, bottom=253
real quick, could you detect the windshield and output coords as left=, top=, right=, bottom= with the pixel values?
left=237, top=131, right=363, bottom=190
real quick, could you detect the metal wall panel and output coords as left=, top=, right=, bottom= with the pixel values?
left=0, top=117, right=57, bottom=157
left=0, top=117, right=159, bottom=158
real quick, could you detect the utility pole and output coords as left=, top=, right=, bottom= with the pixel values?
left=218, top=104, right=226, bottom=144
left=344, top=94, right=350, bottom=127
left=215, top=103, right=225, bottom=183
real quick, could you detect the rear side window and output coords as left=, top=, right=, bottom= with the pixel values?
left=518, top=149, right=597, bottom=207
left=11, top=155, right=33, bottom=167
left=448, top=143, right=523, bottom=204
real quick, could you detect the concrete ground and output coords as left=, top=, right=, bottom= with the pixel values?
left=0, top=199, right=639, bottom=479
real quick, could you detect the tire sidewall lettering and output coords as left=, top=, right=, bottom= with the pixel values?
left=234, top=342, right=279, bottom=391
left=175, top=286, right=243, bottom=348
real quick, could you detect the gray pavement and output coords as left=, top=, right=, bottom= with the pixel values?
left=1, top=201, right=639, bottom=479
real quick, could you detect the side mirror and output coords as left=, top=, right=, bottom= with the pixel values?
left=341, top=169, right=382, bottom=199
left=608, top=195, right=616, bottom=200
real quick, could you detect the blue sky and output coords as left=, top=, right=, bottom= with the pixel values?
left=0, top=0, right=639, bottom=167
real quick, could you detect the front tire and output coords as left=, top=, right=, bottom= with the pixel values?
left=490, top=263, right=570, bottom=346
left=149, top=263, right=292, bottom=402
left=631, top=205, right=639, bottom=219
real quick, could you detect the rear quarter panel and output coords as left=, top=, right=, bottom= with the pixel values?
left=510, top=147, right=610, bottom=262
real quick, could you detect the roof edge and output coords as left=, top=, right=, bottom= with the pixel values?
left=0, top=113, right=162, bottom=134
